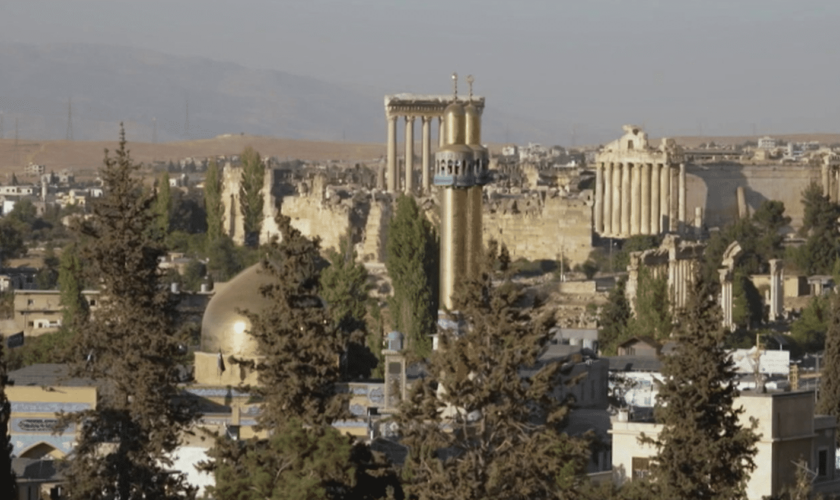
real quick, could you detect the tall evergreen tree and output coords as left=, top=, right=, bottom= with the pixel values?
left=626, top=265, right=671, bottom=340
left=239, top=146, right=264, bottom=246
left=204, top=214, right=400, bottom=500
left=154, top=171, right=172, bottom=236
left=58, top=242, right=88, bottom=330
left=385, top=195, right=437, bottom=359
left=321, top=235, right=379, bottom=378
left=0, top=336, right=16, bottom=498
left=598, top=278, right=631, bottom=355
left=396, top=273, right=591, bottom=500
left=61, top=126, right=198, bottom=500
left=816, top=294, right=840, bottom=445
left=643, top=278, right=758, bottom=499
left=204, top=159, right=223, bottom=242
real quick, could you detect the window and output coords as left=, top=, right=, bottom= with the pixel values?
left=819, top=449, right=828, bottom=477
left=632, top=457, right=651, bottom=479
left=27, top=299, right=34, bottom=306
left=89, top=299, right=97, bottom=306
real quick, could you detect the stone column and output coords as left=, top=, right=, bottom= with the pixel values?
left=404, top=116, right=415, bottom=194
left=621, top=163, right=631, bottom=237
left=660, top=164, right=670, bottom=232
left=823, top=162, right=831, bottom=199
left=604, top=163, right=613, bottom=236
left=720, top=269, right=733, bottom=330
left=386, top=114, right=398, bottom=192
left=769, top=259, right=783, bottom=320
left=630, top=164, right=640, bottom=235
left=669, top=166, right=678, bottom=232
left=694, top=207, right=703, bottom=236
left=678, top=163, right=686, bottom=234
left=650, top=163, right=660, bottom=234
left=612, top=163, right=622, bottom=236
left=594, top=163, right=604, bottom=234
left=641, top=163, right=651, bottom=235
left=422, top=116, right=431, bottom=193
left=438, top=117, right=445, bottom=148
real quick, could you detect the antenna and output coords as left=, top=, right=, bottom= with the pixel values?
left=65, top=97, right=74, bottom=141
left=451, top=72, right=458, bottom=100
left=466, top=74, right=474, bottom=102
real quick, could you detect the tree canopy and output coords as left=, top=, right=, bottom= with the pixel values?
left=239, top=146, right=265, bottom=246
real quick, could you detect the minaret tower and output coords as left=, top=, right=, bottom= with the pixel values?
left=434, top=73, right=488, bottom=313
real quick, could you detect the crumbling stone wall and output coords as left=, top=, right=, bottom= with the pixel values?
left=482, top=191, right=593, bottom=266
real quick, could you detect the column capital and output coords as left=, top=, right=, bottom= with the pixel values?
left=405, top=115, right=415, bottom=123
left=421, top=115, right=432, bottom=124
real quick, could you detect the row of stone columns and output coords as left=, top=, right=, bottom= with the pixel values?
left=593, top=162, right=686, bottom=238
left=386, top=115, right=445, bottom=194
left=720, top=259, right=784, bottom=330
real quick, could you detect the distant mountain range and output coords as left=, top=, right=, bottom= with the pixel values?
left=0, top=43, right=565, bottom=145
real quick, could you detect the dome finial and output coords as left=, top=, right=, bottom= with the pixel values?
left=466, top=75, right=474, bottom=102
left=451, top=72, right=458, bottom=101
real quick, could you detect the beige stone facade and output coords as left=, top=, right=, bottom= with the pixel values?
left=610, top=391, right=838, bottom=499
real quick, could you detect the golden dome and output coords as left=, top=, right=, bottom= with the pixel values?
left=201, top=263, right=275, bottom=357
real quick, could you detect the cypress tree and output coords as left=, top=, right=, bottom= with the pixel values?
left=643, top=278, right=758, bottom=499
left=204, top=159, right=223, bottom=242
left=385, top=195, right=437, bottom=359
left=626, top=265, right=671, bottom=341
left=396, top=274, right=591, bottom=500
left=598, top=278, right=631, bottom=355
left=239, top=146, right=264, bottom=246
left=0, top=336, right=16, bottom=498
left=61, top=125, right=198, bottom=500
left=58, top=241, right=88, bottom=330
left=816, top=294, right=840, bottom=445
left=320, top=235, right=379, bottom=378
left=154, top=170, right=172, bottom=236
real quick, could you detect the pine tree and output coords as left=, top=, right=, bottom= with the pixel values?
left=795, top=181, right=840, bottom=275
left=643, top=278, right=758, bottom=499
left=204, top=214, right=400, bottom=500
left=58, top=242, right=88, bottom=329
left=385, top=195, right=437, bottom=359
left=204, top=159, right=223, bottom=242
left=816, top=294, right=840, bottom=445
left=396, top=274, right=591, bottom=500
left=239, top=146, right=264, bottom=246
left=154, top=171, right=172, bottom=236
left=0, top=336, right=16, bottom=498
left=61, top=125, right=198, bottom=500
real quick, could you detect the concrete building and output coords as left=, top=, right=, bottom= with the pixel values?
left=593, top=126, right=686, bottom=238
left=610, top=390, right=840, bottom=499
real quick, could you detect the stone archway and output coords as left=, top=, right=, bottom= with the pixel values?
left=719, top=241, right=743, bottom=330
left=19, top=441, right=65, bottom=460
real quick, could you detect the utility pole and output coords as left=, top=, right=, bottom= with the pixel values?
left=66, top=97, right=74, bottom=141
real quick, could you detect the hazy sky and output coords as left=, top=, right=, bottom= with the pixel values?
left=2, top=0, right=839, bottom=142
